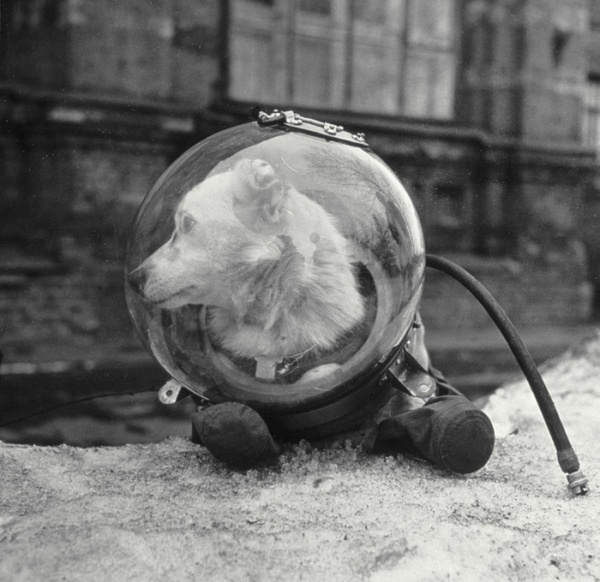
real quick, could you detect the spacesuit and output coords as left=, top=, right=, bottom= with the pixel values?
left=126, top=111, right=495, bottom=477
left=190, top=314, right=495, bottom=474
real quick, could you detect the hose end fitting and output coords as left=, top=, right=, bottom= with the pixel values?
left=567, top=470, right=589, bottom=496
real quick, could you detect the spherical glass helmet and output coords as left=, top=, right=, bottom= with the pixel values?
left=125, top=112, right=425, bottom=435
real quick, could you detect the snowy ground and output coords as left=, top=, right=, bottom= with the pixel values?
left=1, top=331, right=599, bottom=581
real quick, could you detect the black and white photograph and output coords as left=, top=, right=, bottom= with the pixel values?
left=0, top=1, right=599, bottom=580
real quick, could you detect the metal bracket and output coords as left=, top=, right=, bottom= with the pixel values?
left=385, top=350, right=437, bottom=399
left=253, top=108, right=369, bottom=148
left=255, top=356, right=283, bottom=381
left=158, top=379, right=188, bottom=405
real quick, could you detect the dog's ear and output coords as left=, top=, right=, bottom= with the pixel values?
left=233, top=159, right=288, bottom=230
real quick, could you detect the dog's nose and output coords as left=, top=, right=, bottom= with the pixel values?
left=128, top=267, right=147, bottom=295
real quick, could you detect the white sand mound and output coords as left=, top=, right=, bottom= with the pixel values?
left=1, top=331, right=600, bottom=581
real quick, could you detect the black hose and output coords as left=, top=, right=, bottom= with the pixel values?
left=426, top=254, right=588, bottom=494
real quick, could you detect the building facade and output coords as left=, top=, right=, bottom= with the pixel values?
left=0, top=0, right=598, bottom=366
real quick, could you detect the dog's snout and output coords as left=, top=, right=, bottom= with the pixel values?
left=128, top=266, right=147, bottom=295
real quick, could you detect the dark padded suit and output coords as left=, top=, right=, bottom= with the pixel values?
left=191, top=318, right=495, bottom=474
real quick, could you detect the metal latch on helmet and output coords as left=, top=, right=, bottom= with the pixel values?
left=158, top=379, right=188, bottom=404
left=252, top=108, right=369, bottom=148
left=158, top=379, right=212, bottom=406
left=384, top=350, right=437, bottom=399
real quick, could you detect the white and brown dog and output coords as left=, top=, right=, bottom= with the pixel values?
left=129, top=158, right=365, bottom=379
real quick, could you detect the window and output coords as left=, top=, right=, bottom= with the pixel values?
left=583, top=78, right=600, bottom=157
left=7, top=0, right=69, bottom=30
left=591, top=0, right=600, bottom=31
left=229, top=0, right=457, bottom=119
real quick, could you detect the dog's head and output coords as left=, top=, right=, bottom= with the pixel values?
left=128, top=158, right=292, bottom=311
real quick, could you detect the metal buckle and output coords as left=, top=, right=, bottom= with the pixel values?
left=253, top=108, right=369, bottom=148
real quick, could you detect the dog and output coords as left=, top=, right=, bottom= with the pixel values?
left=129, top=158, right=365, bottom=379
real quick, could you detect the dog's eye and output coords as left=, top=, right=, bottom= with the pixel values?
left=180, top=214, right=196, bottom=234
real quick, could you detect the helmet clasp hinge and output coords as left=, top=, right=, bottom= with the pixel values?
left=252, top=108, right=369, bottom=149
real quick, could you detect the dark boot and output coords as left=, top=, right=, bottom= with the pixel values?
left=374, top=394, right=495, bottom=474
left=191, top=402, right=281, bottom=469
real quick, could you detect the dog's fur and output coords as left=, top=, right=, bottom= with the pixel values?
left=130, top=158, right=365, bottom=362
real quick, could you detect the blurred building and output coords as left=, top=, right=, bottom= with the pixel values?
left=1, top=0, right=599, bottom=369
